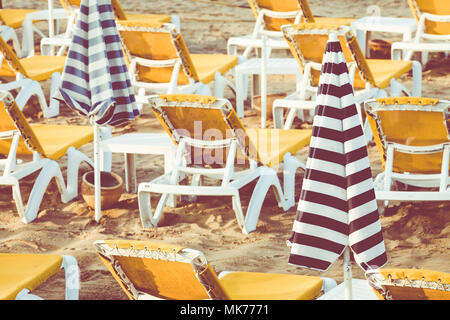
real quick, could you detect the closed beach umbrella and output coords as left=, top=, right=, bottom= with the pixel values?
left=55, top=0, right=139, bottom=221
left=288, top=34, right=387, bottom=299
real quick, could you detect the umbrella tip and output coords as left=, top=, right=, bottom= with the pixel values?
left=329, top=33, right=338, bottom=42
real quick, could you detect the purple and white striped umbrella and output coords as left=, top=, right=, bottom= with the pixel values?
left=288, top=34, right=387, bottom=276
left=56, top=0, right=139, bottom=125
left=54, top=0, right=140, bottom=223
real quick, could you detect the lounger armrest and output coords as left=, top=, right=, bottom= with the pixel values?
left=423, top=13, right=450, bottom=23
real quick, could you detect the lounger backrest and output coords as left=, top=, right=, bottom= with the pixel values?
left=365, top=97, right=450, bottom=174
left=408, top=0, right=450, bottom=35
left=0, top=36, right=27, bottom=77
left=366, top=268, right=450, bottom=300
left=248, top=0, right=308, bottom=31
left=94, top=240, right=230, bottom=300
left=60, top=0, right=129, bottom=21
left=59, top=0, right=81, bottom=13
left=117, top=21, right=198, bottom=85
left=149, top=94, right=256, bottom=165
left=110, top=0, right=127, bottom=20
left=0, top=91, right=44, bottom=156
left=282, top=23, right=375, bottom=89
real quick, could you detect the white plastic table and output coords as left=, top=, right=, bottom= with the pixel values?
left=235, top=57, right=301, bottom=119
left=227, top=35, right=289, bottom=56
left=318, top=279, right=379, bottom=300
left=99, top=132, right=176, bottom=196
left=351, top=16, right=417, bottom=57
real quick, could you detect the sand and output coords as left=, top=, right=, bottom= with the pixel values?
left=0, top=0, right=449, bottom=300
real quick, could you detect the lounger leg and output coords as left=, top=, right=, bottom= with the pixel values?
left=45, top=72, right=62, bottom=118
left=15, top=289, right=44, bottom=300
left=138, top=187, right=154, bottom=228
left=138, top=185, right=171, bottom=228
left=231, top=192, right=246, bottom=232
left=283, top=153, right=305, bottom=209
left=61, top=255, right=80, bottom=300
left=235, top=69, right=245, bottom=118
left=244, top=167, right=288, bottom=234
left=196, top=83, right=212, bottom=96
left=389, top=79, right=405, bottom=97
left=214, top=72, right=225, bottom=98
left=24, top=161, right=67, bottom=223
left=170, top=15, right=181, bottom=31
left=421, top=51, right=429, bottom=66
left=283, top=108, right=298, bottom=130
left=21, top=18, right=34, bottom=57
left=10, top=178, right=26, bottom=223
left=411, top=61, right=422, bottom=97
left=65, top=147, right=94, bottom=201
left=14, top=79, right=50, bottom=117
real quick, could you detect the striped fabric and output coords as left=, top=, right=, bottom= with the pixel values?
left=288, top=34, right=387, bottom=272
left=56, top=0, right=139, bottom=125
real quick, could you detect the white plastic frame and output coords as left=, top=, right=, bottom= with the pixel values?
left=137, top=96, right=305, bottom=234
left=14, top=254, right=79, bottom=300
left=392, top=11, right=450, bottom=65
left=93, top=240, right=337, bottom=300
left=0, top=90, right=106, bottom=223
left=117, top=22, right=235, bottom=110
left=364, top=98, right=450, bottom=205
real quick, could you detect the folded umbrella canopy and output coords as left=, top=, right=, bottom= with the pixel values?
left=288, top=33, right=387, bottom=299
left=55, top=0, right=140, bottom=221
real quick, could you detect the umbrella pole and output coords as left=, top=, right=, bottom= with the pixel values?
left=260, top=34, right=267, bottom=129
left=343, top=246, right=353, bottom=300
left=47, top=0, right=55, bottom=56
left=93, top=122, right=102, bottom=222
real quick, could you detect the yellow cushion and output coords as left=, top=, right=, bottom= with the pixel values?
left=0, top=124, right=92, bottom=160
left=411, top=0, right=450, bottom=35
left=0, top=9, right=38, bottom=28
left=32, top=124, right=93, bottom=160
left=367, top=59, right=412, bottom=90
left=99, top=240, right=211, bottom=300
left=314, top=17, right=355, bottom=26
left=219, top=272, right=323, bottom=300
left=20, top=56, right=66, bottom=81
left=0, top=253, right=62, bottom=300
left=190, top=54, right=238, bottom=84
left=0, top=56, right=66, bottom=81
left=371, top=268, right=450, bottom=300
left=125, top=13, right=172, bottom=24
left=366, top=108, right=449, bottom=174
left=245, top=128, right=311, bottom=167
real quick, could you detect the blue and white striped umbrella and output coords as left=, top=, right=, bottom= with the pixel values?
left=56, top=0, right=139, bottom=125
left=288, top=34, right=387, bottom=299
left=54, top=0, right=139, bottom=222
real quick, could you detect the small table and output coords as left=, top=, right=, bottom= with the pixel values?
left=351, top=16, right=417, bottom=57
left=235, top=57, right=301, bottom=119
left=99, top=132, right=176, bottom=198
left=317, top=279, right=379, bottom=300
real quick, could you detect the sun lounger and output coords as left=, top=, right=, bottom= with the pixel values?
left=0, top=253, right=79, bottom=300
left=364, top=97, right=450, bottom=210
left=366, top=268, right=450, bottom=300
left=392, top=0, right=450, bottom=65
left=0, top=90, right=97, bottom=223
left=274, top=23, right=422, bottom=135
left=117, top=21, right=238, bottom=103
left=0, top=34, right=65, bottom=117
left=138, top=94, right=310, bottom=234
left=94, top=239, right=337, bottom=300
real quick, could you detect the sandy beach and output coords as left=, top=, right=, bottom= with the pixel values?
left=1, top=0, right=449, bottom=300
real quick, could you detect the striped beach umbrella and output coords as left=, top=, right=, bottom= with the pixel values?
left=57, top=0, right=139, bottom=125
left=55, top=0, right=139, bottom=221
left=288, top=34, right=387, bottom=299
